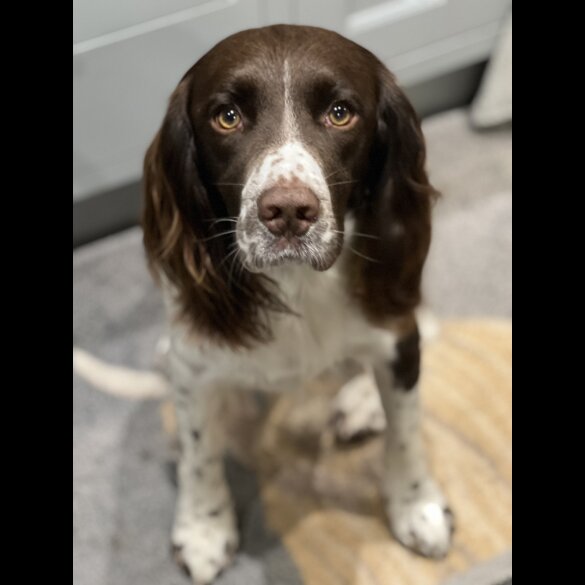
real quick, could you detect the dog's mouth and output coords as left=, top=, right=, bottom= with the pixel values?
left=264, top=235, right=326, bottom=269
left=238, top=224, right=342, bottom=272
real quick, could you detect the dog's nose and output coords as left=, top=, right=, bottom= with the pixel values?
left=258, top=187, right=320, bottom=238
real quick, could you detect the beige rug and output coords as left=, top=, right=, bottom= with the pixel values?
left=162, top=318, right=512, bottom=584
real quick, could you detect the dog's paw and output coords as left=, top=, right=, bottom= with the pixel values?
left=172, top=509, right=238, bottom=584
left=387, top=482, right=454, bottom=559
left=331, top=372, right=386, bottom=442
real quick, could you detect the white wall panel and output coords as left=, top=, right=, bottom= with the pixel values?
left=73, top=0, right=261, bottom=200
left=74, top=0, right=511, bottom=202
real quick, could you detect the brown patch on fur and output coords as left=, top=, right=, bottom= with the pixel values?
left=372, top=314, right=420, bottom=390
left=392, top=326, right=421, bottom=390
left=346, top=67, right=438, bottom=323
left=379, top=313, right=418, bottom=337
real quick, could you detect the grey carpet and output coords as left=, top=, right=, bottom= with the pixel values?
left=73, top=107, right=511, bottom=585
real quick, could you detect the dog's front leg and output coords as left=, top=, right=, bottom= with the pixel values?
left=373, top=326, right=454, bottom=558
left=168, top=355, right=238, bottom=583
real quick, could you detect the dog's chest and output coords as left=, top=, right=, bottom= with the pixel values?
left=171, top=264, right=396, bottom=392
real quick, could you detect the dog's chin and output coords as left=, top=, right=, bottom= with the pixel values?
left=240, top=235, right=341, bottom=273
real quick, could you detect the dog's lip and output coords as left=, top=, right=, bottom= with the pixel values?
left=268, top=243, right=305, bottom=261
left=262, top=239, right=337, bottom=271
left=239, top=224, right=342, bottom=271
left=246, top=245, right=335, bottom=272
left=273, top=236, right=302, bottom=251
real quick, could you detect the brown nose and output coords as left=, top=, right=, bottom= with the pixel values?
left=258, top=187, right=320, bottom=238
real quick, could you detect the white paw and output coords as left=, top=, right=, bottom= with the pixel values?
left=172, top=508, right=238, bottom=584
left=332, top=372, right=386, bottom=442
left=387, top=482, right=454, bottom=559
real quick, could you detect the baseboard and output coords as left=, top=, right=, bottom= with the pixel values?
left=73, top=181, right=142, bottom=248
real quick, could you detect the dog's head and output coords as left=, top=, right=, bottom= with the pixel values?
left=143, top=25, right=437, bottom=346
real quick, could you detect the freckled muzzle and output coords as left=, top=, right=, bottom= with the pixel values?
left=237, top=141, right=341, bottom=270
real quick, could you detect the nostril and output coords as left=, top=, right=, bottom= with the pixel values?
left=259, top=204, right=282, bottom=222
left=296, top=205, right=318, bottom=222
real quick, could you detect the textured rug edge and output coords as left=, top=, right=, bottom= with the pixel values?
left=441, top=550, right=512, bottom=585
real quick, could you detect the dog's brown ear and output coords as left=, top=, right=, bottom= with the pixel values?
left=142, top=76, right=287, bottom=347
left=351, top=67, right=438, bottom=321
left=142, top=77, right=215, bottom=288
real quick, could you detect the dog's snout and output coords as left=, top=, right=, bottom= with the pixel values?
left=258, top=187, right=319, bottom=238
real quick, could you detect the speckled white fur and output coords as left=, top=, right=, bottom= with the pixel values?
left=238, top=140, right=336, bottom=267
left=241, top=141, right=332, bottom=217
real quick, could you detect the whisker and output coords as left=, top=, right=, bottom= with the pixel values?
left=204, top=217, right=238, bottom=228
left=198, top=230, right=237, bottom=243
left=327, top=180, right=358, bottom=187
left=324, top=168, right=344, bottom=180
left=217, top=245, right=240, bottom=272
left=347, top=246, right=380, bottom=263
left=331, top=229, right=380, bottom=240
left=235, top=254, right=248, bottom=279
left=213, top=182, right=245, bottom=187
left=227, top=246, right=244, bottom=287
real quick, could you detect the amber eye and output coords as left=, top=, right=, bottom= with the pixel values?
left=327, top=103, right=353, bottom=127
left=216, top=107, right=241, bottom=130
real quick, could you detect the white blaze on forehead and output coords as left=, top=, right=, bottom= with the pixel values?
left=282, top=59, right=299, bottom=141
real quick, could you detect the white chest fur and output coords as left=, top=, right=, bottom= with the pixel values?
left=167, top=262, right=397, bottom=393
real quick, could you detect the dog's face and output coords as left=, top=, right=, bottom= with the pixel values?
left=188, top=27, right=380, bottom=271
left=143, top=25, right=436, bottom=346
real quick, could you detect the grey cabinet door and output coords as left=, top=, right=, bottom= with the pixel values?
left=297, top=0, right=510, bottom=85
left=73, top=0, right=510, bottom=234
left=74, top=0, right=216, bottom=45
left=73, top=0, right=261, bottom=200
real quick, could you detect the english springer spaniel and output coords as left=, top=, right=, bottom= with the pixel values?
left=143, top=24, right=453, bottom=583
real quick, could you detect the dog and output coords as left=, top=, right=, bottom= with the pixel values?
left=140, top=24, right=453, bottom=583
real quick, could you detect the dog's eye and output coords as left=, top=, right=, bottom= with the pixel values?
left=326, top=103, right=354, bottom=127
left=215, top=107, right=242, bottom=131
